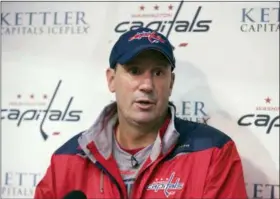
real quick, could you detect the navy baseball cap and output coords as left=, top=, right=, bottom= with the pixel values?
left=109, top=27, right=175, bottom=70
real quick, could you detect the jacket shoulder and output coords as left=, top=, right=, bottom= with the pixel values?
left=54, top=131, right=85, bottom=155
left=174, top=117, right=232, bottom=152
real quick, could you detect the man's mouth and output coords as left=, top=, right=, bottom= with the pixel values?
left=136, top=99, right=155, bottom=105
left=135, top=99, right=155, bottom=109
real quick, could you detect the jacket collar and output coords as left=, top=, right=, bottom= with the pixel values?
left=78, top=101, right=180, bottom=162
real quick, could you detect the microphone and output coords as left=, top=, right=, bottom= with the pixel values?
left=131, top=155, right=139, bottom=168
left=63, top=190, right=87, bottom=199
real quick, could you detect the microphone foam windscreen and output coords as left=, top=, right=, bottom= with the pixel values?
left=63, top=190, right=87, bottom=199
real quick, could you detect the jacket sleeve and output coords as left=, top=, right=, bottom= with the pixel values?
left=34, top=155, right=56, bottom=199
left=202, top=140, right=248, bottom=199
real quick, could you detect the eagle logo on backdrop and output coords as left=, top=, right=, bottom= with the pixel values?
left=128, top=31, right=166, bottom=44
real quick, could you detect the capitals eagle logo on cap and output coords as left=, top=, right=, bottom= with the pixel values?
left=128, top=31, right=166, bottom=44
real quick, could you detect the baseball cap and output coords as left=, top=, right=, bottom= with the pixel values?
left=109, top=27, right=176, bottom=70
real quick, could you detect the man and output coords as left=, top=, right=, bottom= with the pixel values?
left=34, top=27, right=248, bottom=199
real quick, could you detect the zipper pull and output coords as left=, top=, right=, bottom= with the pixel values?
left=100, top=170, right=104, bottom=194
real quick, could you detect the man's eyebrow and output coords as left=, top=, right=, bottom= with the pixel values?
left=155, top=61, right=171, bottom=67
left=124, top=62, right=138, bottom=66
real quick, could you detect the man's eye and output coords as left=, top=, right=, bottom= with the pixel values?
left=129, top=67, right=140, bottom=75
left=154, top=70, right=163, bottom=76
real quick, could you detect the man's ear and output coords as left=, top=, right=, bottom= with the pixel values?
left=169, top=72, right=175, bottom=96
left=106, top=68, right=116, bottom=93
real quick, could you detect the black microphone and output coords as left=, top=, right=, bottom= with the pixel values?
left=63, top=190, right=87, bottom=199
left=131, top=155, right=139, bottom=168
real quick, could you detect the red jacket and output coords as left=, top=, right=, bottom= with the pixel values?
left=35, top=103, right=248, bottom=199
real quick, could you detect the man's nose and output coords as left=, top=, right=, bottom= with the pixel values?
left=139, top=73, right=154, bottom=93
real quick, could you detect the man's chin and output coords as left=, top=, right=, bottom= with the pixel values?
left=130, top=115, right=157, bottom=125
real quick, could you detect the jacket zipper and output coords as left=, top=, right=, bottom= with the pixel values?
left=95, top=162, right=126, bottom=199
left=128, top=144, right=177, bottom=199
left=128, top=162, right=153, bottom=199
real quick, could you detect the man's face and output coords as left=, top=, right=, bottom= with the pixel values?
left=106, top=49, right=175, bottom=125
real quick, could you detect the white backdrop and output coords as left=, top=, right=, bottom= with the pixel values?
left=1, top=1, right=279, bottom=199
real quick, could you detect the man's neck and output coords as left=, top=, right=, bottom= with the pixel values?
left=115, top=111, right=169, bottom=150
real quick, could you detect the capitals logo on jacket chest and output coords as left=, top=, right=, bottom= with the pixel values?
left=146, top=172, right=184, bottom=198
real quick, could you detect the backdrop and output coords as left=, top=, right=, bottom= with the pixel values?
left=1, top=1, right=279, bottom=198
